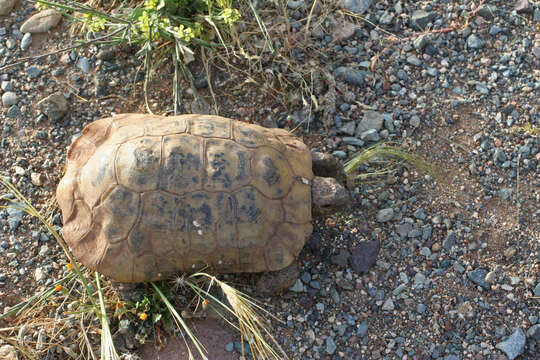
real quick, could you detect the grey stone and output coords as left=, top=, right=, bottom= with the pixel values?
left=360, top=129, right=380, bottom=142
left=534, top=282, right=540, bottom=297
left=357, top=321, right=368, bottom=337
left=7, top=206, right=24, bottom=232
left=37, top=93, right=68, bottom=122
left=409, top=115, right=421, bottom=127
left=417, top=303, right=426, bottom=314
left=467, top=34, right=483, bottom=49
left=6, top=105, right=21, bottom=118
left=26, top=66, right=42, bottom=78
left=496, top=327, right=526, bottom=360
left=334, top=67, right=366, bottom=86
left=407, top=55, right=422, bottom=67
left=342, top=137, right=364, bottom=146
left=532, top=47, right=540, bottom=60
left=413, top=35, right=429, bottom=51
left=379, top=11, right=394, bottom=25
left=443, top=231, right=456, bottom=251
left=77, top=57, right=90, bottom=73
left=382, top=298, right=394, bottom=311
left=477, top=4, right=498, bottom=19
left=467, top=269, right=490, bottom=290
left=225, top=342, right=234, bottom=352
left=514, top=0, right=533, bottom=14
left=331, top=249, right=350, bottom=267
left=476, top=82, right=489, bottom=95
left=490, top=25, right=501, bottom=36
left=343, top=0, right=373, bottom=14
left=527, top=324, right=540, bottom=341
left=411, top=10, right=435, bottom=30
left=0, top=0, right=18, bottom=16
left=289, top=279, right=304, bottom=292
left=356, top=110, right=384, bottom=136
left=326, top=337, right=337, bottom=354
left=1, top=80, right=13, bottom=91
left=339, top=121, right=356, bottom=135
left=535, top=8, right=540, bottom=21
left=413, top=208, right=426, bottom=220
left=2, top=92, right=18, bottom=107
left=349, top=240, right=380, bottom=274
left=21, top=9, right=62, bottom=33
left=376, top=208, right=394, bottom=222
left=499, top=188, right=512, bottom=200
left=21, top=33, right=32, bottom=50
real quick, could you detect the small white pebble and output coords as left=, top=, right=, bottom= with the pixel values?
left=218, top=260, right=223, bottom=265
left=301, top=177, right=310, bottom=185
left=193, top=220, right=200, bottom=227
left=197, top=229, right=203, bottom=235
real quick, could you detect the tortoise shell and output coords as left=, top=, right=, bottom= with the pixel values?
left=56, top=114, right=314, bottom=282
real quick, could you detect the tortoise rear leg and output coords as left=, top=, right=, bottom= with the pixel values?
left=255, top=262, right=300, bottom=296
left=111, top=282, right=146, bottom=302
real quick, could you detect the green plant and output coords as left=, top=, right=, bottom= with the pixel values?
left=32, top=0, right=242, bottom=113
left=344, top=143, right=438, bottom=182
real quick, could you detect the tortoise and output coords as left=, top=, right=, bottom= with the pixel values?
left=56, top=114, right=349, bottom=293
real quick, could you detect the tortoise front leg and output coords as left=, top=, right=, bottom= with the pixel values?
left=255, top=262, right=300, bottom=296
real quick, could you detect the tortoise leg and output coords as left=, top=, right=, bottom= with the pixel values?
left=255, top=262, right=300, bottom=296
left=311, top=151, right=345, bottom=179
left=311, top=176, right=350, bottom=216
left=111, top=282, right=146, bottom=302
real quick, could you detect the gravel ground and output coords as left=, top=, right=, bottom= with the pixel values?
left=0, top=0, right=539, bottom=359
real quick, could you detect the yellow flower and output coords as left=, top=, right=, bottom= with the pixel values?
left=202, top=299, right=210, bottom=309
left=66, top=262, right=74, bottom=271
left=177, top=24, right=195, bottom=43
left=139, top=313, right=147, bottom=321
left=222, top=8, right=240, bottom=26
left=144, top=0, right=159, bottom=11
left=55, top=285, right=63, bottom=291
left=115, top=302, right=122, bottom=309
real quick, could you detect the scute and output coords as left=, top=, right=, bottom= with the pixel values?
left=234, top=187, right=282, bottom=247
left=160, top=135, right=203, bottom=195
left=116, top=137, right=161, bottom=192
left=79, top=144, right=117, bottom=207
left=205, top=139, right=250, bottom=191
left=233, top=122, right=286, bottom=152
left=190, top=116, right=230, bottom=138
left=93, top=187, right=139, bottom=244
left=251, top=147, right=293, bottom=199
left=282, top=181, right=311, bottom=224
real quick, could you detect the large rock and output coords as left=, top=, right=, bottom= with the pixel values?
left=343, top=0, right=373, bottom=14
left=37, top=93, right=68, bottom=122
left=0, top=0, right=18, bottom=16
left=0, top=345, right=17, bottom=360
left=20, top=9, right=62, bottom=33
left=496, top=327, right=526, bottom=360
left=349, top=240, right=380, bottom=274
left=334, top=67, right=366, bottom=86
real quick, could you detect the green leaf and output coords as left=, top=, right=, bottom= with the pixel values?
left=152, top=313, right=162, bottom=324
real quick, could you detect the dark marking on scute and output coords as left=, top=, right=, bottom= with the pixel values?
left=106, top=227, right=119, bottom=238
left=91, top=161, right=108, bottom=187
left=236, top=152, right=248, bottom=181
left=199, top=203, right=213, bottom=225
left=239, top=203, right=261, bottom=222
left=209, top=152, right=231, bottom=188
left=129, top=231, right=145, bottom=253
left=262, top=157, right=280, bottom=186
left=107, top=187, right=138, bottom=217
